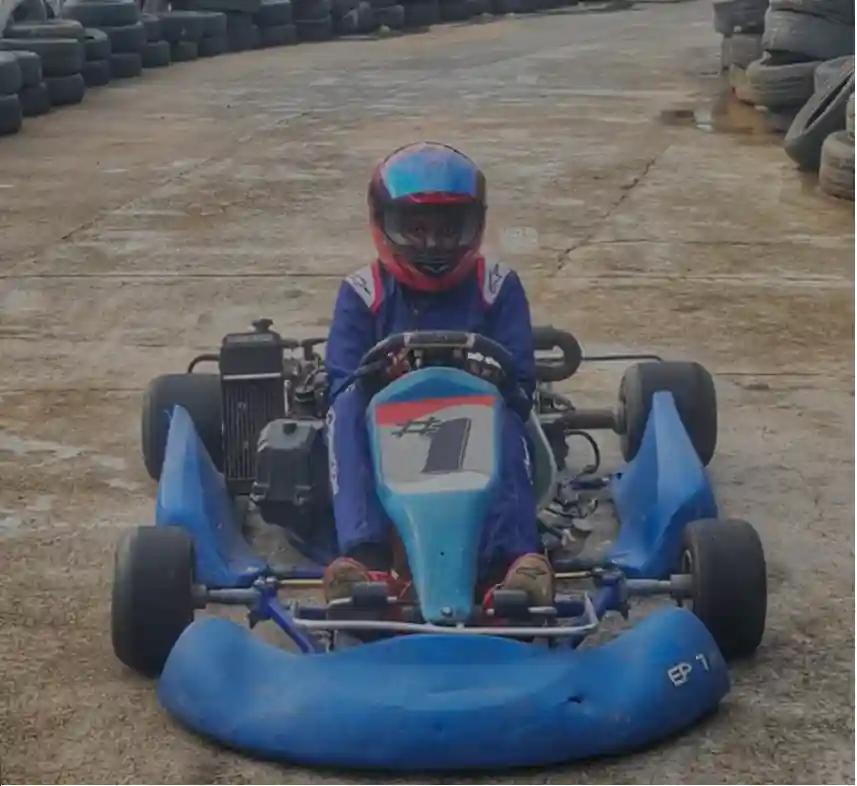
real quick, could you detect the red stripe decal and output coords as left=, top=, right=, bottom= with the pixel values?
left=374, top=395, right=496, bottom=425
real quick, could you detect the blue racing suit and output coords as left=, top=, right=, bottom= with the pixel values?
left=325, top=257, right=540, bottom=578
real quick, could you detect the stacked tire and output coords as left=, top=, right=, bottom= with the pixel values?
left=11, top=51, right=50, bottom=118
left=0, top=21, right=87, bottom=108
left=401, top=0, right=438, bottom=28
left=0, top=53, right=24, bottom=135
left=714, top=0, right=768, bottom=97
left=784, top=57, right=854, bottom=179
left=818, top=93, right=855, bottom=200
left=332, top=0, right=372, bottom=35
left=157, top=11, right=206, bottom=62
left=738, top=0, right=853, bottom=133
left=170, top=0, right=261, bottom=52
left=197, top=12, right=229, bottom=57
left=62, top=0, right=145, bottom=80
left=140, top=14, right=171, bottom=68
left=253, top=0, right=297, bottom=48
left=438, top=0, right=477, bottom=21
left=292, top=0, right=334, bottom=41
left=83, top=29, right=112, bottom=87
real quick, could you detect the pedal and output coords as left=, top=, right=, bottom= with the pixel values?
left=350, top=581, right=394, bottom=610
left=490, top=589, right=531, bottom=619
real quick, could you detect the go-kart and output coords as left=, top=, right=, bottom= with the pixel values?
left=111, top=319, right=767, bottom=771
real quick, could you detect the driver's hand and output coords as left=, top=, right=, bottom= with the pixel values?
left=386, top=349, right=412, bottom=381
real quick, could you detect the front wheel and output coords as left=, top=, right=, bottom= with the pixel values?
left=111, top=526, right=196, bottom=677
left=680, top=518, right=767, bottom=660
left=619, top=360, right=717, bottom=467
left=140, top=373, right=223, bottom=481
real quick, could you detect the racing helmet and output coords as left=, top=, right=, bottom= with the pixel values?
left=368, top=142, right=487, bottom=293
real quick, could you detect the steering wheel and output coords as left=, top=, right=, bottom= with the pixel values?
left=353, top=331, right=530, bottom=415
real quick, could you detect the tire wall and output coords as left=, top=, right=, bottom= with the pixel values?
left=716, top=0, right=854, bottom=200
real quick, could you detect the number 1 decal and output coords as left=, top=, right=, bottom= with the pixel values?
left=421, top=417, right=472, bottom=474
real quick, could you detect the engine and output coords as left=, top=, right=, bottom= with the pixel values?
left=251, top=418, right=331, bottom=539
left=219, top=319, right=287, bottom=494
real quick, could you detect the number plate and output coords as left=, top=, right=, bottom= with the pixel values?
left=373, top=395, right=498, bottom=492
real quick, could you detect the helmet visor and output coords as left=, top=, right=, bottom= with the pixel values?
left=381, top=202, right=484, bottom=271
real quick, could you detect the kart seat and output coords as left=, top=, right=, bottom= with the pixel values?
left=526, top=411, right=559, bottom=511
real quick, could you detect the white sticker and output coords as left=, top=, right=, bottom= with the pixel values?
left=326, top=408, right=339, bottom=496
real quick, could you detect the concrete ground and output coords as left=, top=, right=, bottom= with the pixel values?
left=0, top=0, right=853, bottom=782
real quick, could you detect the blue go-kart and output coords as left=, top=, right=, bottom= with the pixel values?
left=111, top=320, right=767, bottom=771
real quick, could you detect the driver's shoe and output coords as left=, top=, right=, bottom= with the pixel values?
left=323, top=557, right=400, bottom=604
left=489, top=553, right=556, bottom=608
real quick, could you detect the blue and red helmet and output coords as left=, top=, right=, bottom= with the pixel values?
left=368, top=142, right=487, bottom=293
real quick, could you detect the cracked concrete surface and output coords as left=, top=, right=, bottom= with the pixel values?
left=0, top=1, right=854, bottom=783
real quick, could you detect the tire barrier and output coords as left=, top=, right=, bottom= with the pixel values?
left=0, top=0, right=600, bottom=136
left=715, top=0, right=854, bottom=200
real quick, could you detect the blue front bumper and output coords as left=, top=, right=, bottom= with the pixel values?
left=157, top=607, right=729, bottom=770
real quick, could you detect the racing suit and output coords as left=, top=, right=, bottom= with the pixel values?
left=325, top=257, right=540, bottom=581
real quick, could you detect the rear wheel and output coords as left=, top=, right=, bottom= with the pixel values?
left=141, top=373, right=223, bottom=480
left=680, top=518, right=767, bottom=659
left=619, top=361, right=717, bottom=466
left=111, top=526, right=196, bottom=677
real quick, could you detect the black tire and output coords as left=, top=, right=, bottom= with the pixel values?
left=293, top=0, right=331, bottom=18
left=228, top=20, right=262, bottom=47
left=197, top=10, right=228, bottom=36
left=18, top=80, right=51, bottom=115
left=762, top=8, right=854, bottom=62
left=111, top=526, right=196, bottom=677
left=109, top=50, right=142, bottom=77
left=784, top=62, right=854, bottom=170
left=330, top=0, right=359, bottom=17
left=745, top=56, right=820, bottom=109
left=158, top=10, right=207, bottom=42
left=619, top=361, right=717, bottom=467
left=81, top=56, right=111, bottom=85
left=712, top=0, right=767, bottom=33
left=769, top=0, right=853, bottom=25
left=83, top=27, right=111, bottom=59
left=681, top=519, right=767, bottom=660
left=375, top=2, right=404, bottom=26
left=496, top=0, right=544, bottom=13
left=172, top=0, right=262, bottom=12
left=254, top=0, right=293, bottom=25
left=9, top=51, right=43, bottom=88
left=6, top=19, right=86, bottom=39
left=725, top=32, right=762, bottom=68
left=170, top=39, right=199, bottom=60
left=62, top=0, right=140, bottom=27
left=403, top=1, right=437, bottom=25
left=847, top=92, right=854, bottom=136
left=44, top=71, right=85, bottom=104
left=438, top=0, right=474, bottom=19
left=11, top=0, right=48, bottom=23
left=0, top=53, right=24, bottom=95
left=0, top=38, right=84, bottom=77
left=101, top=21, right=146, bottom=53
left=814, top=55, right=853, bottom=92
left=226, top=9, right=256, bottom=27
left=259, top=22, right=298, bottom=44
left=141, top=373, right=223, bottom=481
left=294, top=14, right=333, bottom=38
left=713, top=0, right=735, bottom=34
left=142, top=38, right=171, bottom=66
left=198, top=33, right=229, bottom=55
left=140, top=12, right=163, bottom=41
left=818, top=130, right=855, bottom=200
left=0, top=93, right=23, bottom=134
